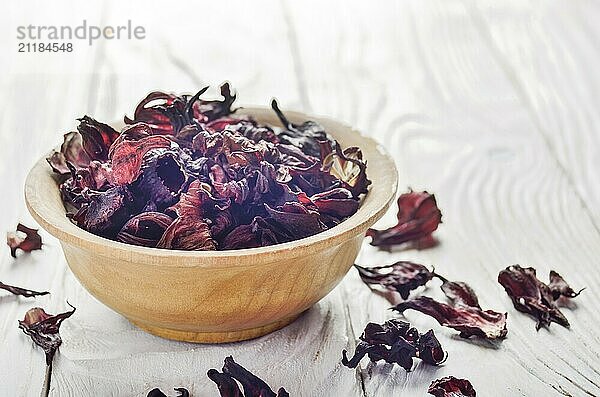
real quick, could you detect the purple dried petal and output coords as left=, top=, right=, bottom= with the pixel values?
left=437, top=277, right=481, bottom=309
left=428, top=376, right=476, bottom=397
left=208, top=356, right=289, bottom=397
left=70, top=186, right=134, bottom=238
left=355, top=261, right=435, bottom=301
left=147, top=388, right=189, bottom=397
left=264, top=202, right=325, bottom=239
left=109, top=135, right=175, bottom=185
left=221, top=217, right=288, bottom=250
left=117, top=212, right=173, bottom=248
left=342, top=319, right=446, bottom=371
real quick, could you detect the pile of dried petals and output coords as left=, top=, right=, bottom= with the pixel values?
left=355, top=262, right=507, bottom=340
left=47, top=83, right=370, bottom=251
left=342, top=318, right=446, bottom=371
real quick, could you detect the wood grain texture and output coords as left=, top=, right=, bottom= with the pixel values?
left=1, top=0, right=600, bottom=395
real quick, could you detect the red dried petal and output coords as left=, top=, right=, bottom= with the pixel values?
left=367, top=190, right=442, bottom=248
left=428, top=376, right=476, bottom=397
left=393, top=296, right=508, bottom=339
left=438, top=278, right=481, bottom=309
left=109, top=135, right=174, bottom=185
left=156, top=216, right=216, bottom=251
left=6, top=223, right=43, bottom=258
left=77, top=116, right=120, bottom=161
left=46, top=131, right=92, bottom=174
left=498, top=265, right=580, bottom=329
left=355, top=261, right=435, bottom=301
left=117, top=212, right=173, bottom=248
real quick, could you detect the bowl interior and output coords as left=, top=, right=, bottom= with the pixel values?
left=25, top=107, right=398, bottom=266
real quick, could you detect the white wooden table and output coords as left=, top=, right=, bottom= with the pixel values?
left=1, top=1, right=600, bottom=396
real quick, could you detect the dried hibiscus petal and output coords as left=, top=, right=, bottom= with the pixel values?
left=208, top=356, right=290, bottom=397
left=221, top=216, right=290, bottom=250
left=428, top=376, right=476, bottom=397
left=322, top=144, right=371, bottom=198
left=147, top=388, right=189, bottom=397
left=342, top=319, right=446, bottom=371
left=117, top=212, right=173, bottom=248
left=355, top=261, right=435, bottom=301
left=0, top=281, right=49, bottom=298
left=367, top=190, right=442, bottom=249
left=498, top=265, right=582, bottom=329
left=548, top=270, right=584, bottom=300
left=7, top=223, right=43, bottom=257
left=264, top=202, right=325, bottom=239
left=393, top=274, right=507, bottom=340
left=47, top=131, right=91, bottom=174
left=272, top=99, right=334, bottom=158
left=394, top=296, right=508, bottom=340
left=19, top=303, right=75, bottom=397
left=77, top=116, right=120, bottom=161
left=109, top=135, right=175, bottom=185
left=70, top=186, right=134, bottom=238
left=156, top=216, right=216, bottom=251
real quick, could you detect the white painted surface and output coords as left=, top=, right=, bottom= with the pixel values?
left=1, top=1, right=599, bottom=396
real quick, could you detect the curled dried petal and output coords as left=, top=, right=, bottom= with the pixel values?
left=393, top=296, right=508, bottom=340
left=548, top=270, right=584, bottom=300
left=367, top=190, right=442, bottom=248
left=355, top=261, right=435, bottom=301
left=77, top=116, right=120, bottom=161
left=7, top=223, right=43, bottom=257
left=342, top=319, right=446, bottom=371
left=272, top=99, right=334, bottom=158
left=19, top=303, right=76, bottom=365
left=109, top=135, right=175, bottom=185
left=156, top=216, right=216, bottom=251
left=117, top=212, right=173, bottom=248
left=437, top=277, right=481, bottom=309
left=208, top=356, right=289, bottom=397
left=428, top=376, right=476, bottom=397
left=498, top=265, right=580, bottom=329
left=70, top=186, right=134, bottom=238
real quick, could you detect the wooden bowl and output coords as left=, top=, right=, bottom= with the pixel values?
left=24, top=108, right=398, bottom=343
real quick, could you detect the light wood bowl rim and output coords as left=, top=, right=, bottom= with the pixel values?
left=25, top=107, right=398, bottom=267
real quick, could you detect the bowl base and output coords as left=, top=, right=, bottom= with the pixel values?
left=129, top=314, right=301, bottom=343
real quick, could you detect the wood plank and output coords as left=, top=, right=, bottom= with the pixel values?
left=285, top=0, right=600, bottom=395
